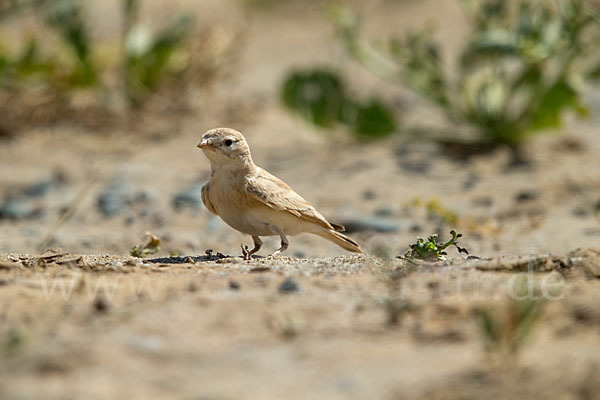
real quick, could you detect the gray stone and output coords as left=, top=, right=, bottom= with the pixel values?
left=97, top=182, right=130, bottom=216
left=173, top=184, right=204, bottom=210
left=278, top=277, right=300, bottom=294
left=0, top=198, right=38, bottom=219
left=341, top=216, right=408, bottom=233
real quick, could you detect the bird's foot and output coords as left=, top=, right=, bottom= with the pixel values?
left=241, top=244, right=251, bottom=260
left=268, top=242, right=288, bottom=258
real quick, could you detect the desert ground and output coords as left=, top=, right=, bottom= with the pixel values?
left=1, top=1, right=599, bottom=399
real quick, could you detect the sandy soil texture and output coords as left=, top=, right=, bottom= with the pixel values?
left=1, top=250, right=600, bottom=399
left=1, top=1, right=599, bottom=399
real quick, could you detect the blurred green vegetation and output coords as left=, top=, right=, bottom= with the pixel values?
left=0, top=0, right=194, bottom=109
left=328, top=0, right=600, bottom=150
left=478, top=277, right=543, bottom=364
left=123, top=0, right=194, bottom=106
left=281, top=68, right=397, bottom=138
left=407, top=196, right=460, bottom=226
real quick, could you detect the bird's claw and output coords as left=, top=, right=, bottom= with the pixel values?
left=267, top=250, right=284, bottom=258
left=241, top=244, right=251, bottom=260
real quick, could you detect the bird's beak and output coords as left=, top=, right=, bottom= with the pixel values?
left=197, top=138, right=212, bottom=149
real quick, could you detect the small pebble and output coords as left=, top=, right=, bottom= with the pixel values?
left=97, top=180, right=154, bottom=217
left=172, top=184, right=204, bottom=210
left=293, top=250, right=306, bottom=258
left=472, top=196, right=493, bottom=207
left=514, top=190, right=539, bottom=202
left=229, top=280, right=241, bottom=290
left=410, top=224, right=423, bottom=233
left=278, top=277, right=300, bottom=294
left=23, top=180, right=54, bottom=198
left=94, top=297, right=109, bottom=313
left=572, top=207, right=589, bottom=218
left=374, top=206, right=394, bottom=217
left=362, top=190, right=376, bottom=200
left=97, top=182, right=130, bottom=217
left=188, top=281, right=198, bottom=292
left=462, top=174, right=479, bottom=190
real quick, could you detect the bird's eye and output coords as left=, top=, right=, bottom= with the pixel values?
left=224, top=139, right=233, bottom=147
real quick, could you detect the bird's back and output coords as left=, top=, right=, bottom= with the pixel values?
left=206, top=165, right=335, bottom=236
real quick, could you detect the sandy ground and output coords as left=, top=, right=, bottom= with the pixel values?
left=1, top=250, right=600, bottom=399
left=0, top=0, right=600, bottom=398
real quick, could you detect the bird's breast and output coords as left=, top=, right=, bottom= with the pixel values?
left=207, top=174, right=268, bottom=235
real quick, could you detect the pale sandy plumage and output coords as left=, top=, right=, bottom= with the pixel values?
left=198, top=127, right=363, bottom=257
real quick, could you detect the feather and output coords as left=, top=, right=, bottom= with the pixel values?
left=314, top=230, right=363, bottom=253
left=330, top=223, right=345, bottom=232
left=245, top=168, right=335, bottom=231
left=201, top=182, right=217, bottom=215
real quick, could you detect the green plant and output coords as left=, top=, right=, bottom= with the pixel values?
left=478, top=279, right=543, bottom=362
left=130, top=232, right=161, bottom=257
left=0, top=37, right=54, bottom=86
left=331, top=0, right=600, bottom=150
left=3, top=326, right=27, bottom=354
left=38, top=0, right=98, bottom=86
left=281, top=68, right=397, bottom=138
left=278, top=312, right=305, bottom=340
left=0, top=0, right=195, bottom=108
left=408, top=196, right=460, bottom=225
left=123, top=0, right=194, bottom=106
left=405, top=230, right=468, bottom=261
left=0, top=0, right=97, bottom=89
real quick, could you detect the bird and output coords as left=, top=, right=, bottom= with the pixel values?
left=197, top=127, right=363, bottom=258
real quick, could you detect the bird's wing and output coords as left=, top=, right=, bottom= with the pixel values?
left=201, top=182, right=217, bottom=215
left=330, top=222, right=345, bottom=232
left=245, top=168, right=334, bottom=230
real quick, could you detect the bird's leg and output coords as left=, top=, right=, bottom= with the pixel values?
left=241, top=236, right=262, bottom=260
left=248, top=236, right=262, bottom=257
left=241, top=244, right=250, bottom=260
left=268, top=225, right=289, bottom=256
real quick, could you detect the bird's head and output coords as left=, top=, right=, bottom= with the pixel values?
left=198, top=128, right=252, bottom=166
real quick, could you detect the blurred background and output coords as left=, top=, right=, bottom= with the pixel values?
left=0, top=0, right=599, bottom=258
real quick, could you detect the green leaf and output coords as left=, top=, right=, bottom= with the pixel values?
left=352, top=100, right=396, bottom=137
left=460, top=29, right=520, bottom=67
left=528, top=81, right=588, bottom=131
left=281, top=69, right=347, bottom=128
left=41, top=0, right=98, bottom=86
left=125, top=13, right=194, bottom=104
left=588, top=63, right=600, bottom=81
left=480, top=309, right=500, bottom=344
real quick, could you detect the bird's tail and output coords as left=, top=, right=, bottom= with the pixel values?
left=315, top=230, right=363, bottom=254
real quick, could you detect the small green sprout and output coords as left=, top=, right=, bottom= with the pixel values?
left=478, top=277, right=543, bottom=363
left=405, top=230, right=468, bottom=261
left=130, top=231, right=161, bottom=258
